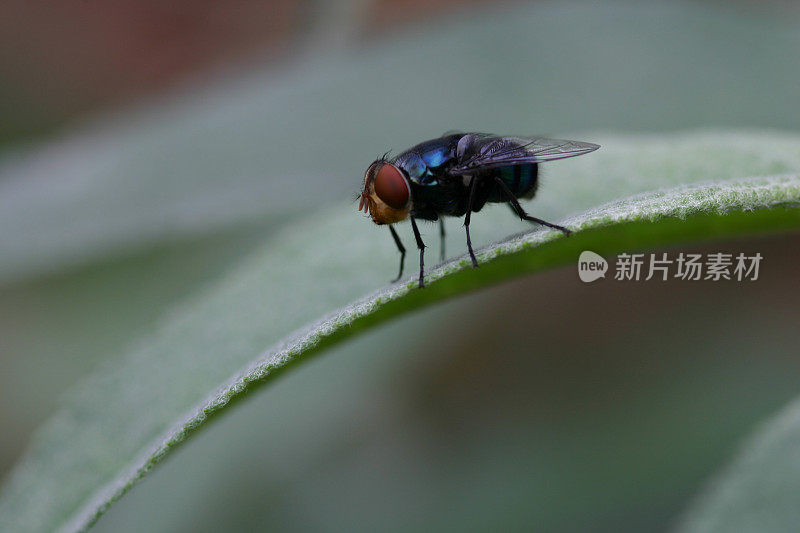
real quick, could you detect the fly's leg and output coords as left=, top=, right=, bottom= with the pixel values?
left=495, top=177, right=571, bottom=235
left=410, top=217, right=426, bottom=288
left=388, top=225, right=406, bottom=282
left=439, top=218, right=446, bottom=262
left=464, top=176, right=479, bottom=268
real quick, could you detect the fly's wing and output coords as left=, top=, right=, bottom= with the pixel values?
left=448, top=134, right=599, bottom=174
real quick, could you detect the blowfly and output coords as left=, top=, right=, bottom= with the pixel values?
left=358, top=132, right=599, bottom=287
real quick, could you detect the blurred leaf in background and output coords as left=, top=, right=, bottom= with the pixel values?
left=1, top=1, right=800, bottom=532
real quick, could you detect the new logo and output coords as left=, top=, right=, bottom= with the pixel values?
left=578, top=251, right=608, bottom=282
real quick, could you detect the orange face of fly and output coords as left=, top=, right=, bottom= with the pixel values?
left=358, top=161, right=411, bottom=225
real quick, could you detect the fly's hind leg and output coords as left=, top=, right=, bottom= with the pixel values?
left=496, top=177, right=571, bottom=235
left=464, top=176, right=480, bottom=268
left=388, top=225, right=406, bottom=282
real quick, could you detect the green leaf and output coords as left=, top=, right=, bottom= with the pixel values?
left=1, top=129, right=799, bottom=531
left=676, top=397, right=800, bottom=533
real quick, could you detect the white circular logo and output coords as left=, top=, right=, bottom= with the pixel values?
left=578, top=251, right=608, bottom=282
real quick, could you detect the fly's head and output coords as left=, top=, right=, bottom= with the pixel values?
left=358, top=159, right=411, bottom=225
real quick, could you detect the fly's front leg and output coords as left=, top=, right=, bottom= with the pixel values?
left=495, top=177, right=571, bottom=235
left=439, top=218, right=446, bottom=262
left=464, top=176, right=479, bottom=268
left=388, top=225, right=406, bottom=282
left=410, top=217, right=426, bottom=288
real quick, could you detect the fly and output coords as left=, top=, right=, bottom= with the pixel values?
left=358, top=132, right=600, bottom=288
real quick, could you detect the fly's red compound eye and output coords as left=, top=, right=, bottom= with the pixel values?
left=374, top=164, right=409, bottom=209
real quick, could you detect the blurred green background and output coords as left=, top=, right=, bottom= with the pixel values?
left=1, top=1, right=800, bottom=531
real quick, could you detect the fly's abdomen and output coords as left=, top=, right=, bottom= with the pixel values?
left=493, top=163, right=539, bottom=200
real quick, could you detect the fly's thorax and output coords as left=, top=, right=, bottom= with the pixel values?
left=358, top=160, right=411, bottom=225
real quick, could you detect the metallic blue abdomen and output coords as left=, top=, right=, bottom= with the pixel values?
left=493, top=164, right=538, bottom=199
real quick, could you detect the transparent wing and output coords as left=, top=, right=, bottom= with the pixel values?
left=448, top=134, right=600, bottom=174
